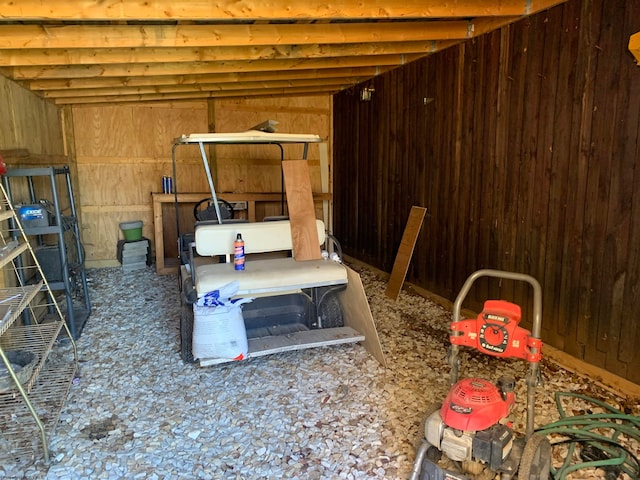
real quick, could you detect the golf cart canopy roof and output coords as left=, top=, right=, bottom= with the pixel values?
left=173, top=131, right=322, bottom=145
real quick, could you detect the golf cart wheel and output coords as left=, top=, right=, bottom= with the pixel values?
left=318, top=291, right=344, bottom=328
left=518, top=433, right=551, bottom=480
left=180, top=299, right=196, bottom=364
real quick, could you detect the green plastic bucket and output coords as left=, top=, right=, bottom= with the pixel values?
left=120, top=220, right=143, bottom=241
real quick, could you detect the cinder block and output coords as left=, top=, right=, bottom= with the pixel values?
left=122, top=261, right=147, bottom=272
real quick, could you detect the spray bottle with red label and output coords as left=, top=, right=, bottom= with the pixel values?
left=234, top=233, right=245, bottom=270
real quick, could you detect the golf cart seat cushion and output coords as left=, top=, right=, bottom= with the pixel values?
left=196, top=257, right=348, bottom=296
left=194, top=218, right=346, bottom=296
left=195, top=219, right=326, bottom=256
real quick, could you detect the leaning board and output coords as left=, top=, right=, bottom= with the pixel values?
left=386, top=206, right=427, bottom=300
left=282, top=160, right=322, bottom=261
left=339, top=265, right=387, bottom=367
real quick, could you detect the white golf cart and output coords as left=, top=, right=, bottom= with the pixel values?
left=172, top=130, right=385, bottom=367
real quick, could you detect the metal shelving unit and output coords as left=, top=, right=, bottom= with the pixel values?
left=0, top=182, right=78, bottom=464
left=2, top=166, right=91, bottom=339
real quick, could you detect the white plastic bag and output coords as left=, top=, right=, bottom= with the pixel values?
left=192, top=282, right=253, bottom=361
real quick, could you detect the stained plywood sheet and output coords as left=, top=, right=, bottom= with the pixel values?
left=339, top=265, right=387, bottom=367
left=282, top=160, right=321, bottom=261
left=385, top=206, right=427, bottom=300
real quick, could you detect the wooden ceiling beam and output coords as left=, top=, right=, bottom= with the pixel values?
left=0, top=1, right=567, bottom=21
left=0, top=21, right=472, bottom=49
left=53, top=85, right=347, bottom=105
left=9, top=54, right=422, bottom=80
left=0, top=1, right=569, bottom=104
left=0, top=41, right=443, bottom=67
left=43, top=77, right=365, bottom=98
left=471, top=16, right=521, bottom=36
left=27, top=67, right=386, bottom=91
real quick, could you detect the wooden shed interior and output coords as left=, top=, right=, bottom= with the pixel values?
left=1, top=0, right=640, bottom=388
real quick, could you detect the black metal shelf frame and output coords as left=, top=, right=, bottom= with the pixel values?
left=2, top=166, right=91, bottom=339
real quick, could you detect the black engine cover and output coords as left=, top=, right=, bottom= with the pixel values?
left=472, top=424, right=513, bottom=470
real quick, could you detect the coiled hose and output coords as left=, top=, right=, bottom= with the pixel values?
left=535, top=392, right=640, bottom=479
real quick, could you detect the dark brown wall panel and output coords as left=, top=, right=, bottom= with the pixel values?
left=333, top=0, right=640, bottom=383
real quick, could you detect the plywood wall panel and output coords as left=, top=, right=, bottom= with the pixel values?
left=0, top=76, right=63, bottom=155
left=72, top=101, right=209, bottom=263
left=0, top=76, right=68, bottom=287
left=132, top=104, right=208, bottom=158
left=73, top=106, right=135, bottom=158
left=217, top=159, right=323, bottom=193
left=213, top=96, right=331, bottom=197
left=81, top=208, right=155, bottom=262
left=73, top=103, right=205, bottom=160
left=71, top=95, right=331, bottom=264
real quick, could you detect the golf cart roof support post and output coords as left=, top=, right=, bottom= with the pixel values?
left=197, top=141, right=223, bottom=225
left=171, top=143, right=182, bottom=255
left=278, top=144, right=285, bottom=216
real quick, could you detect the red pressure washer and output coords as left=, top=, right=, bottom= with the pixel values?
left=409, top=270, right=551, bottom=480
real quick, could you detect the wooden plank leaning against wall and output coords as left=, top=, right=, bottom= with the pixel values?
left=70, top=96, right=332, bottom=267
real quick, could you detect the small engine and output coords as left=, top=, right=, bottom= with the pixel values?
left=424, top=377, right=516, bottom=471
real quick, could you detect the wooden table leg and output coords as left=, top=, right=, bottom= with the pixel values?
left=153, top=196, right=165, bottom=274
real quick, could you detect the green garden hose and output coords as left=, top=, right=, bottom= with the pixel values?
left=535, top=392, right=639, bottom=479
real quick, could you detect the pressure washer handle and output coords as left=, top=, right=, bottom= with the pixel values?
left=452, top=269, right=543, bottom=338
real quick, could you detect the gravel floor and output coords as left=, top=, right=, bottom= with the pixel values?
left=1, top=264, right=638, bottom=479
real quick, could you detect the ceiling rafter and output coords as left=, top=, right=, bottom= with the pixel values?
left=0, top=1, right=567, bottom=21
left=26, top=67, right=387, bottom=91
left=0, top=41, right=439, bottom=67
left=0, top=0, right=569, bottom=104
left=43, top=77, right=365, bottom=99
left=9, top=54, right=424, bottom=80
left=0, top=21, right=473, bottom=49
left=53, top=85, right=347, bottom=105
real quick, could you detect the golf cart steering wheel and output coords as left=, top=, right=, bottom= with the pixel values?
left=193, top=197, right=234, bottom=222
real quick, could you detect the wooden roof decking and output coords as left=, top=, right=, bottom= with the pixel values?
left=0, top=1, right=567, bottom=105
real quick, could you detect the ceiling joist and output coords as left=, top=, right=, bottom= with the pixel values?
left=0, top=41, right=439, bottom=67
left=53, top=85, right=347, bottom=105
left=0, top=0, right=569, bottom=104
left=0, top=21, right=473, bottom=49
left=0, top=1, right=567, bottom=21
left=9, top=54, right=423, bottom=80
left=26, top=67, right=386, bottom=90
left=44, top=77, right=364, bottom=99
